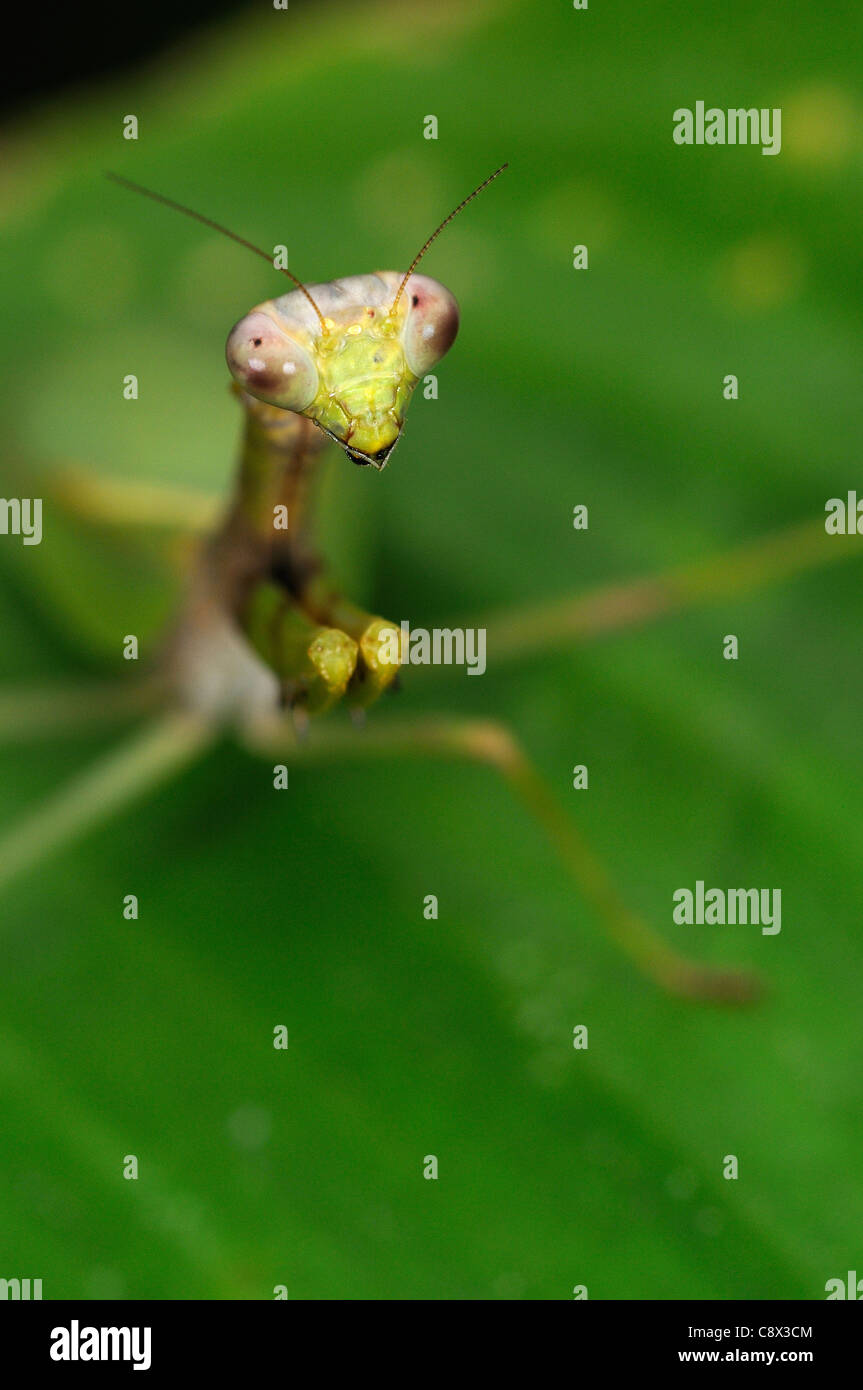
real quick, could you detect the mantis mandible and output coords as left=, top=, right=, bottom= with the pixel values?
left=2, top=165, right=853, bottom=1002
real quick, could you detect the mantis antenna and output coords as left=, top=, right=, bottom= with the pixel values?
left=105, top=171, right=327, bottom=332
left=389, top=162, right=509, bottom=315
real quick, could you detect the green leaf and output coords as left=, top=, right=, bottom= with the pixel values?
left=0, top=0, right=861, bottom=1299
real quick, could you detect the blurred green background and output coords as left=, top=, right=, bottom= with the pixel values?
left=1, top=0, right=862, bottom=1299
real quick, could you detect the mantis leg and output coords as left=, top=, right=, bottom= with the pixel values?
left=0, top=677, right=166, bottom=743
left=0, top=467, right=212, bottom=747
left=0, top=712, right=214, bottom=897
left=242, top=712, right=760, bottom=1005
left=48, top=466, right=221, bottom=532
left=477, top=518, right=863, bottom=666
left=0, top=465, right=215, bottom=746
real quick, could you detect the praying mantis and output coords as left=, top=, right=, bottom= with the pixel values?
left=0, top=164, right=857, bottom=1004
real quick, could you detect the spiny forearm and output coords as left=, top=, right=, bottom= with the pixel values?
left=222, top=392, right=402, bottom=711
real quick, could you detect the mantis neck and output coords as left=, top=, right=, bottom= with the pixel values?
left=231, top=390, right=328, bottom=581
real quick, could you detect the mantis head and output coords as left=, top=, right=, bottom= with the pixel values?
left=107, top=164, right=506, bottom=468
left=225, top=272, right=459, bottom=467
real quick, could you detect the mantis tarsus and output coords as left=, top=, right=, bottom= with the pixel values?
left=1, top=166, right=858, bottom=1003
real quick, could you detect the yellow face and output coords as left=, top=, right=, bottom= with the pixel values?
left=225, top=271, right=459, bottom=468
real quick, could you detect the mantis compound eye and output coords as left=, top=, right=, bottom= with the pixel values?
left=225, top=309, right=319, bottom=412
left=400, top=275, right=460, bottom=377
